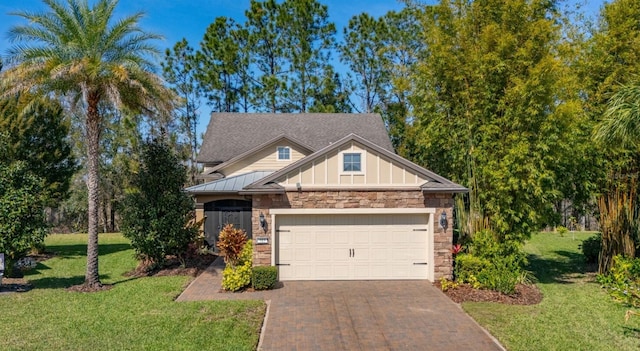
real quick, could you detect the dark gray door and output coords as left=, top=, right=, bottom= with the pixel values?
left=204, top=200, right=252, bottom=252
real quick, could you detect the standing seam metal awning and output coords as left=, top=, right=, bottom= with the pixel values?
left=184, top=171, right=274, bottom=193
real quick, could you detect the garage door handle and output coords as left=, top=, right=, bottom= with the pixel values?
left=276, top=263, right=290, bottom=266
left=413, top=262, right=428, bottom=265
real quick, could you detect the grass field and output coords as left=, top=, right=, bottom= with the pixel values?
left=464, top=232, right=640, bottom=351
left=0, top=234, right=265, bottom=351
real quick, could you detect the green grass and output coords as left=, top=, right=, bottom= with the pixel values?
left=0, top=234, right=265, bottom=351
left=463, top=232, right=640, bottom=351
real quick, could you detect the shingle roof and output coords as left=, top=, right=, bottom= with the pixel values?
left=185, top=171, right=274, bottom=194
left=197, top=113, right=394, bottom=163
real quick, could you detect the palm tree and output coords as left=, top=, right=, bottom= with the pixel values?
left=1, top=0, right=173, bottom=289
left=594, top=82, right=640, bottom=147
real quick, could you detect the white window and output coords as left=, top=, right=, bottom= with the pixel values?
left=277, top=146, right=291, bottom=160
left=343, top=153, right=362, bottom=172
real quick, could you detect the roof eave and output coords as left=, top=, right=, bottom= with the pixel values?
left=238, top=189, right=286, bottom=195
left=421, top=187, right=469, bottom=193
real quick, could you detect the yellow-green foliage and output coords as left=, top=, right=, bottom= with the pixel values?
left=439, top=277, right=459, bottom=292
left=222, top=240, right=253, bottom=292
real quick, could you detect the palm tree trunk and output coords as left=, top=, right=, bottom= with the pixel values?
left=85, top=95, right=102, bottom=287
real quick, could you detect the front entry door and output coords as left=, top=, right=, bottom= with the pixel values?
left=204, top=200, right=252, bottom=252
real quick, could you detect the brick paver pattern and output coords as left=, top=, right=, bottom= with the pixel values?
left=177, top=263, right=505, bottom=351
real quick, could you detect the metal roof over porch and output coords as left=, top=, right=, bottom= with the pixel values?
left=185, top=171, right=273, bottom=194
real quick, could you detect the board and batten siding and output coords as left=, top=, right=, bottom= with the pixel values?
left=276, top=141, right=428, bottom=188
left=220, top=142, right=308, bottom=177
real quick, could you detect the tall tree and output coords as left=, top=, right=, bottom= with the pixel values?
left=309, top=67, right=352, bottom=113
left=0, top=94, right=76, bottom=206
left=162, top=39, right=202, bottom=184
left=380, top=7, right=426, bottom=157
left=2, top=0, right=173, bottom=289
left=339, top=13, right=389, bottom=113
left=120, top=139, right=198, bottom=268
left=278, top=0, right=336, bottom=112
left=196, top=17, right=250, bottom=112
left=410, top=0, right=587, bottom=242
left=0, top=134, right=49, bottom=277
left=245, top=0, right=286, bottom=112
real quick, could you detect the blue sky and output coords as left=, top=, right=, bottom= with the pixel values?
left=0, top=0, right=606, bottom=136
left=0, top=0, right=410, bottom=60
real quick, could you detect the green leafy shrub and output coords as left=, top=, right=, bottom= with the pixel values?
left=217, top=224, right=248, bottom=266
left=0, top=141, right=49, bottom=277
left=556, top=226, right=569, bottom=237
left=120, top=140, right=198, bottom=267
left=222, top=240, right=253, bottom=292
left=455, top=253, right=488, bottom=286
left=580, top=234, right=602, bottom=264
left=477, top=260, right=521, bottom=294
left=252, top=266, right=278, bottom=290
left=597, top=255, right=640, bottom=308
left=454, top=229, right=528, bottom=294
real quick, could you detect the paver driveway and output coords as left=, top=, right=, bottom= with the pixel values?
left=259, top=281, right=503, bottom=351
left=176, top=265, right=504, bottom=351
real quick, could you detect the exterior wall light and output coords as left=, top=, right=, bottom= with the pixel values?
left=439, top=211, right=448, bottom=230
left=259, top=212, right=268, bottom=232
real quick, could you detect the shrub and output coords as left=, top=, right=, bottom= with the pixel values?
left=217, top=224, right=248, bottom=266
left=597, top=255, right=640, bottom=308
left=455, top=253, right=488, bottom=286
left=454, top=229, right=528, bottom=294
left=0, top=153, right=48, bottom=277
left=222, top=263, right=252, bottom=292
left=477, top=260, right=521, bottom=295
left=580, top=234, right=602, bottom=264
left=439, top=277, right=459, bottom=292
left=556, top=226, right=569, bottom=237
left=222, top=240, right=253, bottom=292
left=252, top=266, right=278, bottom=290
left=120, top=140, right=198, bottom=266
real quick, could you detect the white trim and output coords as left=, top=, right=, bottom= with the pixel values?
left=270, top=208, right=435, bottom=215
left=280, top=185, right=423, bottom=191
left=271, top=213, right=276, bottom=266
left=276, top=146, right=291, bottom=161
left=428, top=213, right=435, bottom=281
left=339, top=150, right=365, bottom=175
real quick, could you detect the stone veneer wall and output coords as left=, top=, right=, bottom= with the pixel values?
left=251, top=191, right=454, bottom=280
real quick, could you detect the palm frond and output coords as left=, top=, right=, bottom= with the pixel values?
left=594, top=82, right=640, bottom=147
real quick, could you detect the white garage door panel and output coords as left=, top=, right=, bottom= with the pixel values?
left=276, top=214, right=429, bottom=280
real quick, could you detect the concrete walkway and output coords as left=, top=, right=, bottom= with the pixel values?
left=177, top=264, right=505, bottom=351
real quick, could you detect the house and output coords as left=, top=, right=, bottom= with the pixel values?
left=186, top=113, right=467, bottom=281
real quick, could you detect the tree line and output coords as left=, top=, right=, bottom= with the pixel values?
left=2, top=0, right=640, bottom=288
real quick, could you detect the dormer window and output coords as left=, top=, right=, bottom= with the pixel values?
left=277, top=146, right=291, bottom=161
left=343, top=153, right=362, bottom=172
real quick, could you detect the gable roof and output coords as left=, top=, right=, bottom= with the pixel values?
left=206, top=134, right=314, bottom=174
left=197, top=113, right=394, bottom=163
left=242, top=134, right=468, bottom=193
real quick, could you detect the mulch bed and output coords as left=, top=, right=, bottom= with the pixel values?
left=435, top=281, right=543, bottom=305
left=1, top=250, right=218, bottom=294
left=67, top=254, right=217, bottom=292
left=0, top=251, right=56, bottom=294
left=124, top=254, right=218, bottom=278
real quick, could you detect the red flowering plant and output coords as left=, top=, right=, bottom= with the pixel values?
left=451, top=244, right=463, bottom=255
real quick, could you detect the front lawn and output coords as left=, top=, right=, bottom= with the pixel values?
left=463, top=232, right=640, bottom=350
left=0, top=234, right=265, bottom=351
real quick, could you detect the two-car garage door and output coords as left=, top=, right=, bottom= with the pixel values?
left=275, top=213, right=430, bottom=280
